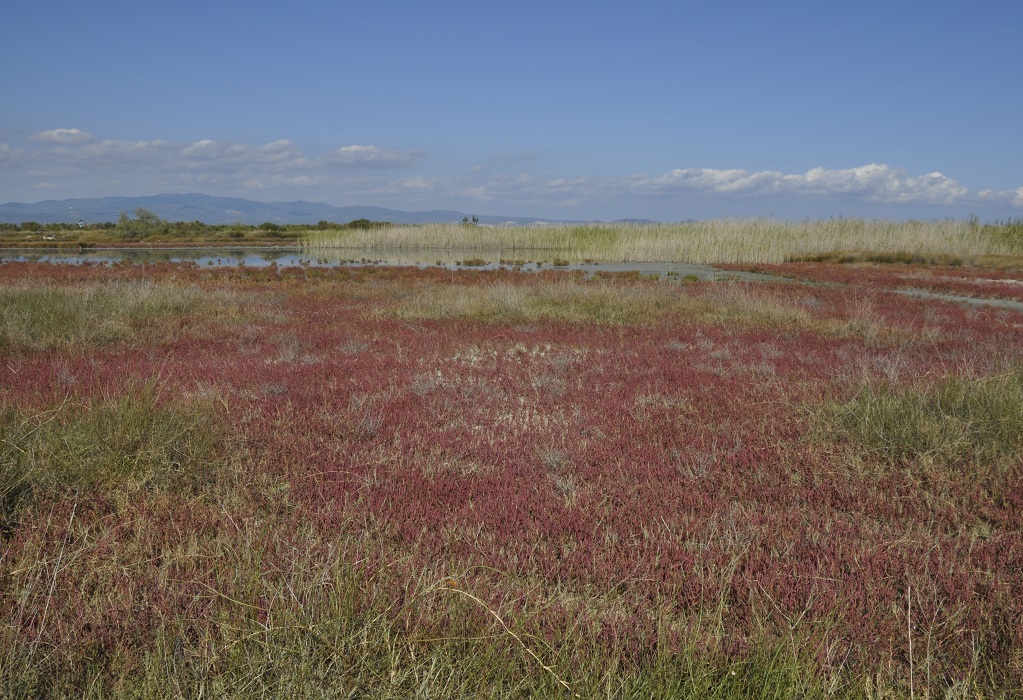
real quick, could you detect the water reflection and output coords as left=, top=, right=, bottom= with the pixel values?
left=0, top=247, right=304, bottom=268
left=0, top=246, right=775, bottom=281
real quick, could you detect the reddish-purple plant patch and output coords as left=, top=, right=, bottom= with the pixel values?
left=2, top=262, right=1021, bottom=691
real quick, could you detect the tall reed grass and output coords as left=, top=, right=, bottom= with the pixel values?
left=304, top=218, right=1023, bottom=265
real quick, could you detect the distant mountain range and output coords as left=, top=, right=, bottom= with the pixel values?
left=0, top=193, right=656, bottom=226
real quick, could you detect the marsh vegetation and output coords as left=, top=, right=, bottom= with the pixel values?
left=305, top=217, right=1023, bottom=266
left=1, top=259, right=1022, bottom=697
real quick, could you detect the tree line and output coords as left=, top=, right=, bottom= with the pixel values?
left=0, top=209, right=391, bottom=243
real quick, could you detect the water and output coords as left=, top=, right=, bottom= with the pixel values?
left=0, top=246, right=777, bottom=281
left=6, top=247, right=1021, bottom=311
left=0, top=246, right=304, bottom=268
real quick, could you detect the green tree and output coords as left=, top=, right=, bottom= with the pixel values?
left=134, top=207, right=162, bottom=226
left=115, top=208, right=165, bottom=239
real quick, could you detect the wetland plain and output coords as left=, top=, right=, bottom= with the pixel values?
left=2, top=220, right=1022, bottom=697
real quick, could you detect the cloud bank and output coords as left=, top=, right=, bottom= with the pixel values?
left=626, top=164, right=975, bottom=205
left=3, top=129, right=1022, bottom=217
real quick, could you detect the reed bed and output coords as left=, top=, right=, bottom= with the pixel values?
left=304, top=218, right=1023, bottom=265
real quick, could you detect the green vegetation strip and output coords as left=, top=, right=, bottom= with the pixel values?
left=385, top=279, right=892, bottom=339
left=0, top=281, right=232, bottom=351
left=9, top=213, right=1023, bottom=265
left=830, top=369, right=1023, bottom=477
left=1, top=384, right=225, bottom=530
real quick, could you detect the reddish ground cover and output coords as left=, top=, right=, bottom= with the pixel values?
left=2, top=261, right=1021, bottom=695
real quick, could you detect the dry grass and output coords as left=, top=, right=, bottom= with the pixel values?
left=305, top=218, right=1023, bottom=265
left=0, top=280, right=244, bottom=352
left=383, top=277, right=897, bottom=341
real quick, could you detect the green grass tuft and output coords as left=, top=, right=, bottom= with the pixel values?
left=830, top=369, right=1023, bottom=479
left=786, top=251, right=968, bottom=267
left=0, top=281, right=223, bottom=352
left=1, top=383, right=226, bottom=531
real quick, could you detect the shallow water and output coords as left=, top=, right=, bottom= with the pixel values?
left=895, top=288, right=1023, bottom=312
left=0, top=246, right=304, bottom=269
left=0, top=246, right=778, bottom=281
left=5, top=247, right=1022, bottom=311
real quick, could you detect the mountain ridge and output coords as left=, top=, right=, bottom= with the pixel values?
left=0, top=193, right=655, bottom=226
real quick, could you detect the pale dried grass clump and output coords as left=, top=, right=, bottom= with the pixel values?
left=386, top=280, right=674, bottom=325
left=384, top=278, right=894, bottom=340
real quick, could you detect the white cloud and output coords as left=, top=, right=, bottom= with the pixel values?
left=5, top=128, right=1023, bottom=217
left=402, top=176, right=435, bottom=190
left=330, top=144, right=423, bottom=166
left=978, top=186, right=1023, bottom=208
left=627, top=164, right=974, bottom=205
left=179, top=139, right=307, bottom=169
left=548, top=177, right=589, bottom=190
left=76, top=139, right=176, bottom=163
left=241, top=174, right=323, bottom=190
left=461, top=186, right=493, bottom=201
left=28, top=128, right=94, bottom=144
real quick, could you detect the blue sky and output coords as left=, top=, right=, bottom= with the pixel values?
left=2, top=0, right=1022, bottom=221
